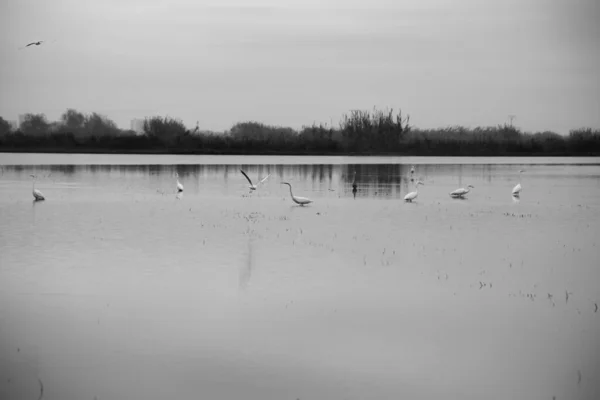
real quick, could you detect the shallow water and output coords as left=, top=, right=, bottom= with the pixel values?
left=0, top=155, right=599, bottom=400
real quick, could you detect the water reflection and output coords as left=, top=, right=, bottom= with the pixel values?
left=2, top=163, right=599, bottom=204
left=2, top=158, right=600, bottom=400
left=239, top=237, right=253, bottom=291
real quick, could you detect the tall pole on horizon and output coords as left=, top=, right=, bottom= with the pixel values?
left=508, top=115, right=516, bottom=127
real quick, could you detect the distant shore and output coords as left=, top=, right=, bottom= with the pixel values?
left=0, top=147, right=597, bottom=157
left=2, top=108, right=599, bottom=157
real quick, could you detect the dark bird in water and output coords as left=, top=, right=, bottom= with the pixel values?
left=566, top=290, right=572, bottom=303
left=351, top=170, right=357, bottom=198
left=26, top=41, right=44, bottom=47
left=595, top=303, right=598, bottom=313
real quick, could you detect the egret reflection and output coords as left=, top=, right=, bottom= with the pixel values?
left=240, top=238, right=253, bottom=291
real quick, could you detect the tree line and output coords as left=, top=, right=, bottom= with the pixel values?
left=0, top=108, right=598, bottom=155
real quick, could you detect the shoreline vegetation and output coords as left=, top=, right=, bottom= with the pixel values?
left=1, top=108, right=599, bottom=156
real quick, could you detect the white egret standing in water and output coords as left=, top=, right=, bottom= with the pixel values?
left=512, top=170, right=525, bottom=196
left=30, top=174, right=45, bottom=201
left=404, top=180, right=424, bottom=202
left=450, top=184, right=474, bottom=198
left=281, top=182, right=313, bottom=206
left=240, top=170, right=270, bottom=190
left=175, top=173, right=184, bottom=192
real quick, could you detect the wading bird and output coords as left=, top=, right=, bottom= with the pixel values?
left=450, top=184, right=474, bottom=198
left=30, top=174, right=45, bottom=201
left=240, top=170, right=270, bottom=190
left=512, top=170, right=525, bottom=196
left=404, top=180, right=424, bottom=202
left=281, top=182, right=312, bottom=206
left=175, top=173, right=183, bottom=192
left=351, top=170, right=358, bottom=198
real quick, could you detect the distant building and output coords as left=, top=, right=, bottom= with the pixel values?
left=130, top=118, right=145, bottom=134
left=8, top=121, right=18, bottom=131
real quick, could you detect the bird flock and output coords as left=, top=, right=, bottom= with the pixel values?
left=29, top=167, right=526, bottom=206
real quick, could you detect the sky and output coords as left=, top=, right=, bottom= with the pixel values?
left=1, top=0, right=599, bottom=134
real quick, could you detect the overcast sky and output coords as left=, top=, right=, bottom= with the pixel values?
left=1, top=0, right=598, bottom=134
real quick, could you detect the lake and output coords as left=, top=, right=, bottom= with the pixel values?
left=1, top=153, right=599, bottom=400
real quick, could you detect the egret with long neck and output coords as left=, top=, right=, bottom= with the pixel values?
left=281, top=182, right=312, bottom=206
left=404, top=180, right=424, bottom=202
left=30, top=174, right=45, bottom=201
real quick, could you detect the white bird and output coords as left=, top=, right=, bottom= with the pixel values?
left=240, top=170, right=270, bottom=190
left=175, top=173, right=183, bottom=192
left=30, top=174, right=45, bottom=201
left=512, top=169, right=525, bottom=196
left=351, top=170, right=357, bottom=190
left=281, top=182, right=312, bottom=206
left=404, top=180, right=424, bottom=202
left=450, top=184, right=474, bottom=198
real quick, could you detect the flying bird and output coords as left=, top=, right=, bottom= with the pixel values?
left=240, top=170, right=270, bottom=190
left=19, top=39, right=56, bottom=50
left=281, top=182, right=312, bottom=206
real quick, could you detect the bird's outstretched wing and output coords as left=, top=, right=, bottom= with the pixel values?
left=19, top=40, right=52, bottom=50
left=258, top=173, right=271, bottom=185
left=240, top=170, right=253, bottom=185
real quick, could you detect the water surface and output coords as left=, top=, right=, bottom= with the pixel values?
left=0, top=156, right=599, bottom=400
